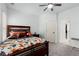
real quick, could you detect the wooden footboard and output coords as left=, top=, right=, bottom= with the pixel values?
left=7, top=41, right=49, bottom=56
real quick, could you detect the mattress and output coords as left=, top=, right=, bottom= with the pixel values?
left=0, top=37, right=45, bottom=55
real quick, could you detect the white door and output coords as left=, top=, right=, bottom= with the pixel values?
left=46, top=20, right=57, bottom=42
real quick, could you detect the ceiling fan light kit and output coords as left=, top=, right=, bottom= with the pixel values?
left=39, top=3, right=62, bottom=11
left=48, top=4, right=53, bottom=8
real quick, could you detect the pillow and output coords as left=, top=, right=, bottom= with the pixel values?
left=9, top=31, right=26, bottom=39
left=9, top=31, right=19, bottom=39
left=26, top=32, right=32, bottom=37
left=9, top=31, right=32, bottom=39
left=19, top=32, right=26, bottom=38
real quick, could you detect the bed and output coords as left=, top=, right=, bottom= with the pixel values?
left=0, top=25, right=49, bottom=56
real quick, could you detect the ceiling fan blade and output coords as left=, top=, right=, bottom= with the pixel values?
left=44, top=7, right=47, bottom=11
left=53, top=3, right=62, bottom=6
left=51, top=8, right=53, bottom=11
left=10, top=3, right=15, bottom=5
left=39, top=5, right=47, bottom=6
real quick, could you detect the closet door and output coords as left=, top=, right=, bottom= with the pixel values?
left=39, top=13, right=57, bottom=43
left=46, top=19, right=57, bottom=42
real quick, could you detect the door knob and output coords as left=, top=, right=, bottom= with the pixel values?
left=53, top=32, right=55, bottom=34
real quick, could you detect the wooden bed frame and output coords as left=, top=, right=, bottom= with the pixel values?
left=6, top=25, right=49, bottom=56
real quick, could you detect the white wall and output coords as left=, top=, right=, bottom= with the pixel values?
left=39, top=12, right=57, bottom=42
left=0, top=4, right=2, bottom=43
left=58, top=6, right=79, bottom=48
left=2, top=4, right=8, bottom=42
left=0, top=4, right=7, bottom=42
left=7, top=8, right=39, bottom=34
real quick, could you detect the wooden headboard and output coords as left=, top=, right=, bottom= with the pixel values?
left=7, top=25, right=30, bottom=37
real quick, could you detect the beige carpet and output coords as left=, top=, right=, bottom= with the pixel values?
left=49, top=42, right=79, bottom=56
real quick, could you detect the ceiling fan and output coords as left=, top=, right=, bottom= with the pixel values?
left=39, top=3, right=62, bottom=11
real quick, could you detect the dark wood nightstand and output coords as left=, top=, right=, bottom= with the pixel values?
left=32, top=34, right=39, bottom=37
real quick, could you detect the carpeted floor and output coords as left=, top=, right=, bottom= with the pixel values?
left=49, top=42, right=79, bottom=56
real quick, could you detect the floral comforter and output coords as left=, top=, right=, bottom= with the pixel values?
left=0, top=37, right=45, bottom=55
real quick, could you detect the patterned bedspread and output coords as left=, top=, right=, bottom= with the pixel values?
left=0, top=37, right=45, bottom=55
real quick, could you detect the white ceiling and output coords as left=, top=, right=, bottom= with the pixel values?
left=7, top=3, right=79, bottom=15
